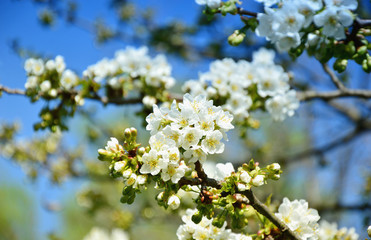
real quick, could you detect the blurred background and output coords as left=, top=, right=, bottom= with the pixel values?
left=0, top=0, right=371, bottom=239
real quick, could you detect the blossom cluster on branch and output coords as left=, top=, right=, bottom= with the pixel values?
left=256, top=0, right=357, bottom=51
left=196, top=0, right=371, bottom=73
left=19, top=46, right=175, bottom=131
left=183, top=48, right=299, bottom=125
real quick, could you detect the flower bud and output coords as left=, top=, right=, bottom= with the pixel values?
left=252, top=175, right=265, bottom=187
left=157, top=191, right=164, bottom=201
left=228, top=30, right=246, bottom=46
left=49, top=89, right=58, bottom=98
left=138, top=147, right=146, bottom=156
left=167, top=195, right=180, bottom=210
left=271, top=163, right=281, bottom=170
left=237, top=183, right=249, bottom=191
left=130, top=127, right=137, bottom=139
left=98, top=149, right=113, bottom=161
left=271, top=174, right=280, bottom=180
left=367, top=225, right=371, bottom=237
left=114, top=161, right=126, bottom=172
left=240, top=171, right=251, bottom=183
left=124, top=128, right=132, bottom=140
left=122, top=169, right=133, bottom=179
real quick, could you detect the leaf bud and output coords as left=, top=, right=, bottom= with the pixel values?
left=362, top=59, right=370, bottom=73
left=356, top=45, right=368, bottom=56
left=333, top=59, right=348, bottom=73
left=191, top=211, right=203, bottom=224
left=212, top=215, right=226, bottom=228
left=344, top=41, right=356, bottom=57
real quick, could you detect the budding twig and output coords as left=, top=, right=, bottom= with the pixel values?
left=179, top=161, right=301, bottom=240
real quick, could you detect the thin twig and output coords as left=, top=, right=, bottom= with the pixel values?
left=298, top=89, right=371, bottom=101
left=0, top=85, right=25, bottom=95
left=243, top=190, right=301, bottom=240
left=321, top=63, right=346, bottom=91
left=285, top=128, right=367, bottom=163
left=178, top=161, right=301, bottom=240
left=237, top=8, right=258, bottom=18
left=316, top=202, right=371, bottom=213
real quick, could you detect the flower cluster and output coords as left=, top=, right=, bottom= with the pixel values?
left=208, top=160, right=281, bottom=195
left=144, top=93, right=234, bottom=181
left=24, top=56, right=81, bottom=101
left=83, top=46, right=175, bottom=105
left=83, top=227, right=129, bottom=240
left=275, top=198, right=320, bottom=240
left=183, top=48, right=299, bottom=123
left=256, top=0, right=357, bottom=51
left=317, top=221, right=359, bottom=240
left=98, top=128, right=148, bottom=204
left=99, top=94, right=234, bottom=209
left=176, top=208, right=252, bottom=240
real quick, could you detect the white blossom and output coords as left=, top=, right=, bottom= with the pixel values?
left=61, top=69, right=78, bottom=90
left=201, top=130, right=224, bottom=154
left=317, top=221, right=359, bottom=240
left=40, top=80, right=51, bottom=92
left=276, top=198, right=320, bottom=240
left=105, top=137, right=123, bottom=153
left=142, top=95, right=157, bottom=108
left=314, top=8, right=354, bottom=40
left=195, top=0, right=221, bottom=9
left=140, top=149, right=168, bottom=176
left=83, top=227, right=129, bottom=240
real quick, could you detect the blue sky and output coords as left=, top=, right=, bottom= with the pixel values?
left=1, top=0, right=370, bottom=239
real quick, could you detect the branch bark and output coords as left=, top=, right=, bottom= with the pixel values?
left=297, top=88, right=371, bottom=101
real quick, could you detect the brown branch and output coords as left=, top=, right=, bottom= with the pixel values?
left=243, top=190, right=301, bottom=240
left=0, top=85, right=26, bottom=95
left=321, top=63, right=346, bottom=91
left=297, top=62, right=371, bottom=101
left=180, top=161, right=301, bottom=240
left=315, top=202, right=371, bottom=213
left=0, top=84, right=144, bottom=105
left=297, top=88, right=371, bottom=101
left=236, top=8, right=258, bottom=18
left=285, top=128, right=364, bottom=163
left=0, top=84, right=184, bottom=106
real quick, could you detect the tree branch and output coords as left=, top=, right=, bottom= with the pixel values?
left=236, top=8, right=258, bottom=18
left=315, top=202, right=371, bottom=213
left=297, top=62, right=371, bottom=100
left=297, top=88, right=371, bottom=101
left=321, top=63, right=346, bottom=91
left=243, top=190, right=301, bottom=240
left=0, top=85, right=26, bottom=95
left=179, top=161, right=301, bottom=240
